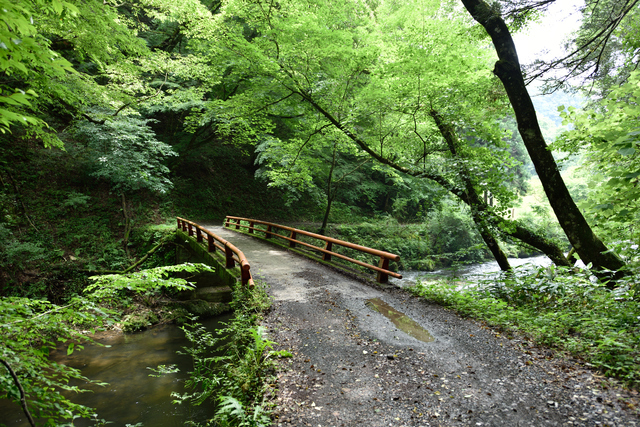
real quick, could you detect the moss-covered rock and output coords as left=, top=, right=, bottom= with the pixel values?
left=120, top=310, right=159, bottom=332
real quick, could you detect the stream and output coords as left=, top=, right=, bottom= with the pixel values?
left=390, top=254, right=552, bottom=287
left=1, top=315, right=231, bottom=427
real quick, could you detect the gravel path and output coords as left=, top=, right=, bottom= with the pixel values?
left=206, top=225, right=640, bottom=427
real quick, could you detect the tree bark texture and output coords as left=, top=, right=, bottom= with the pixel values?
left=459, top=0, right=625, bottom=274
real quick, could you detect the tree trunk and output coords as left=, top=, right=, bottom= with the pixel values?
left=122, top=193, right=131, bottom=258
left=319, top=196, right=333, bottom=236
left=459, top=0, right=625, bottom=276
left=319, top=143, right=338, bottom=235
left=476, top=219, right=512, bottom=270
left=430, top=109, right=511, bottom=271
left=295, top=87, right=569, bottom=268
left=1, top=359, right=36, bottom=427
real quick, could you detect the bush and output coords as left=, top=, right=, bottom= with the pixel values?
left=323, top=204, right=488, bottom=271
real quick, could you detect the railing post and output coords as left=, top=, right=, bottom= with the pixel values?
left=323, top=241, right=332, bottom=261
left=266, top=225, right=272, bottom=239
left=289, top=231, right=297, bottom=248
left=377, top=257, right=390, bottom=283
left=225, top=217, right=231, bottom=228
left=249, top=221, right=254, bottom=234
left=187, top=223, right=194, bottom=236
left=196, top=227, right=203, bottom=243
left=177, top=218, right=181, bottom=228
left=208, top=234, right=215, bottom=252
left=241, top=267, right=251, bottom=286
left=235, top=219, right=241, bottom=230
left=225, top=245, right=235, bottom=268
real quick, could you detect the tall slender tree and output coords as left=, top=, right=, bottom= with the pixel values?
left=459, top=0, right=625, bottom=277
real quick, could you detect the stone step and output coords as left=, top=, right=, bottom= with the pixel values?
left=195, top=285, right=233, bottom=303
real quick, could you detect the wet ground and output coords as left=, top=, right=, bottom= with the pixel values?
left=208, top=225, right=640, bottom=427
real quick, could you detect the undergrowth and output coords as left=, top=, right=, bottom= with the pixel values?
left=409, top=265, right=640, bottom=387
left=169, top=280, right=289, bottom=426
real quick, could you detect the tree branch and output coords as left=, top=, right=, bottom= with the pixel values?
left=293, top=86, right=570, bottom=266
left=0, top=359, right=35, bottom=427
left=82, top=73, right=169, bottom=124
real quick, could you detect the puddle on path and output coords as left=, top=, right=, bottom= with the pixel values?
left=366, top=297, right=435, bottom=343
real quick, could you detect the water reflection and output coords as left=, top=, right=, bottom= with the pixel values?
left=366, top=297, right=435, bottom=343
left=1, top=315, right=230, bottom=426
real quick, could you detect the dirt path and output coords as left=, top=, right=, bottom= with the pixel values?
left=206, top=225, right=639, bottom=427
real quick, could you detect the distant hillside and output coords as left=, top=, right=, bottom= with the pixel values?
left=530, top=86, right=585, bottom=127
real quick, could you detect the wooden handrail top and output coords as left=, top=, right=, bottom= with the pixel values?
left=225, top=216, right=400, bottom=262
left=224, top=241, right=251, bottom=272
left=176, top=217, right=250, bottom=271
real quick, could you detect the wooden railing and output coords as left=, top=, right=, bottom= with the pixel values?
left=224, top=216, right=402, bottom=283
left=177, top=217, right=253, bottom=288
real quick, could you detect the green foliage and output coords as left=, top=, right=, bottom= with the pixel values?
left=0, top=223, right=47, bottom=273
left=61, top=191, right=91, bottom=208
left=556, top=70, right=640, bottom=246
left=169, top=280, right=284, bottom=427
left=423, top=200, right=486, bottom=265
left=215, top=395, right=271, bottom=427
left=171, top=142, right=305, bottom=221
left=0, top=296, right=114, bottom=425
left=512, top=176, right=567, bottom=251
left=0, top=0, right=76, bottom=144
left=1, top=262, right=219, bottom=425
left=86, top=263, right=213, bottom=302
left=566, top=0, right=640, bottom=95
left=316, top=202, right=488, bottom=271
left=74, top=116, right=177, bottom=194
left=208, top=0, right=519, bottom=216
left=410, top=267, right=640, bottom=386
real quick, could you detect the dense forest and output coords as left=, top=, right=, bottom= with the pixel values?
left=1, top=0, right=639, bottom=425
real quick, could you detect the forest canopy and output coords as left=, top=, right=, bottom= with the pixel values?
left=2, top=0, right=640, bottom=424
left=1, top=0, right=639, bottom=274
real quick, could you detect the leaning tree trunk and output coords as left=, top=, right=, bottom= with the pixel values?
left=319, top=195, right=334, bottom=236
left=459, top=0, right=625, bottom=277
left=475, top=219, right=512, bottom=271
left=297, top=87, right=570, bottom=267
left=319, top=142, right=339, bottom=236
left=122, top=193, right=132, bottom=258
left=430, top=109, right=511, bottom=271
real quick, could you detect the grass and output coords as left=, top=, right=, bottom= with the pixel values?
left=409, top=265, right=640, bottom=387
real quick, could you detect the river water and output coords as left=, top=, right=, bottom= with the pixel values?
left=390, top=255, right=552, bottom=287
left=1, top=315, right=230, bottom=427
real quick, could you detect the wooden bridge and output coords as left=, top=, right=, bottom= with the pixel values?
left=176, top=216, right=402, bottom=287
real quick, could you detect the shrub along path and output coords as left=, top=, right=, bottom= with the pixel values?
left=207, top=225, right=639, bottom=426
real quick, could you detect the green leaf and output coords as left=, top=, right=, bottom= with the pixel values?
left=618, top=147, right=636, bottom=156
